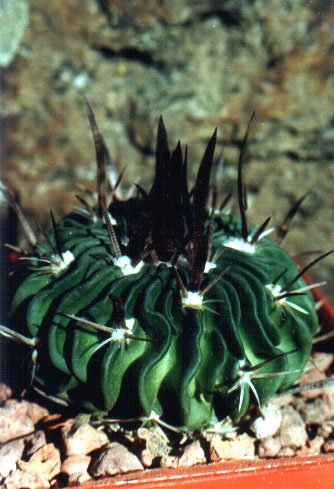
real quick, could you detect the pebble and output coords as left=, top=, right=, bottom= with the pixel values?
left=20, top=400, right=49, bottom=425
left=271, top=392, right=294, bottom=408
left=299, top=369, right=328, bottom=399
left=26, top=430, right=47, bottom=456
left=296, top=436, right=324, bottom=455
left=276, top=405, right=308, bottom=449
left=0, top=455, right=16, bottom=478
left=60, top=455, right=91, bottom=476
left=0, top=438, right=25, bottom=462
left=210, top=433, right=255, bottom=461
left=323, top=374, right=334, bottom=401
left=323, top=439, right=334, bottom=453
left=137, top=427, right=170, bottom=467
left=18, top=443, right=61, bottom=480
left=0, top=402, right=34, bottom=444
left=67, top=471, right=92, bottom=486
left=62, top=422, right=109, bottom=456
left=310, top=436, right=324, bottom=453
left=251, top=403, right=282, bottom=439
left=177, top=440, right=206, bottom=467
left=299, top=353, right=334, bottom=399
left=160, top=454, right=179, bottom=469
left=317, top=422, right=334, bottom=438
left=277, top=446, right=295, bottom=457
left=300, top=397, right=327, bottom=424
left=313, top=352, right=334, bottom=371
left=92, top=442, right=143, bottom=477
left=0, top=383, right=12, bottom=403
left=4, top=469, right=50, bottom=489
left=301, top=395, right=334, bottom=426
left=258, top=437, right=281, bottom=458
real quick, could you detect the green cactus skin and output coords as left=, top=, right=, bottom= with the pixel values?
left=9, top=112, right=319, bottom=432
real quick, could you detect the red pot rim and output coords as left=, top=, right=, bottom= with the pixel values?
left=65, top=453, right=334, bottom=489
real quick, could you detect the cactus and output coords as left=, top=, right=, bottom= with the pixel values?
left=2, top=106, right=328, bottom=433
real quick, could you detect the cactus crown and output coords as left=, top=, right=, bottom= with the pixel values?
left=2, top=104, right=326, bottom=433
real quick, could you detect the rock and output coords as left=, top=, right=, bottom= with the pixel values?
left=0, top=0, right=29, bottom=67
left=92, top=442, right=143, bottom=477
left=276, top=405, right=308, bottom=449
left=160, top=455, right=179, bottom=469
left=299, top=368, right=328, bottom=400
left=4, top=469, right=50, bottom=489
left=0, top=439, right=25, bottom=478
left=21, top=400, right=49, bottom=425
left=310, top=435, right=325, bottom=453
left=177, top=440, right=206, bottom=467
left=62, top=422, right=109, bottom=456
left=210, top=433, right=255, bottom=461
left=26, top=430, right=47, bottom=456
left=4, top=400, right=17, bottom=407
left=296, top=436, right=324, bottom=456
left=251, top=403, right=282, bottom=439
left=324, top=395, right=334, bottom=417
left=0, top=383, right=12, bottom=403
left=0, top=402, right=34, bottom=444
left=323, top=373, right=334, bottom=395
left=60, top=455, right=91, bottom=476
left=300, top=398, right=328, bottom=424
left=258, top=437, right=281, bottom=458
left=18, top=443, right=61, bottom=480
left=67, top=471, right=92, bottom=486
left=0, top=438, right=25, bottom=462
left=277, top=446, right=295, bottom=457
left=313, top=353, right=334, bottom=372
left=0, top=455, right=16, bottom=478
left=317, top=422, right=334, bottom=439
left=292, top=396, right=307, bottom=412
left=300, top=395, right=334, bottom=426
left=271, top=392, right=294, bottom=409
left=137, top=427, right=170, bottom=467
left=324, top=439, right=334, bottom=453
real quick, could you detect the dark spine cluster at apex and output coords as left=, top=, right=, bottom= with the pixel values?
left=1, top=102, right=331, bottom=433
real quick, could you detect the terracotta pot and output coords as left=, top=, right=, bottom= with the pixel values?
left=63, top=283, right=334, bottom=489
left=68, top=453, right=334, bottom=489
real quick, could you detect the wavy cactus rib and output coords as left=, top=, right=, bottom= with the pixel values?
left=8, top=111, right=321, bottom=432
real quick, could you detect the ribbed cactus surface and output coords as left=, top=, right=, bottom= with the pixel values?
left=8, top=111, right=320, bottom=432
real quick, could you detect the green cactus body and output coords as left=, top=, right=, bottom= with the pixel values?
left=9, top=114, right=319, bottom=432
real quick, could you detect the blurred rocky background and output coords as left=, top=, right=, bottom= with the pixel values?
left=1, top=0, right=334, bottom=298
